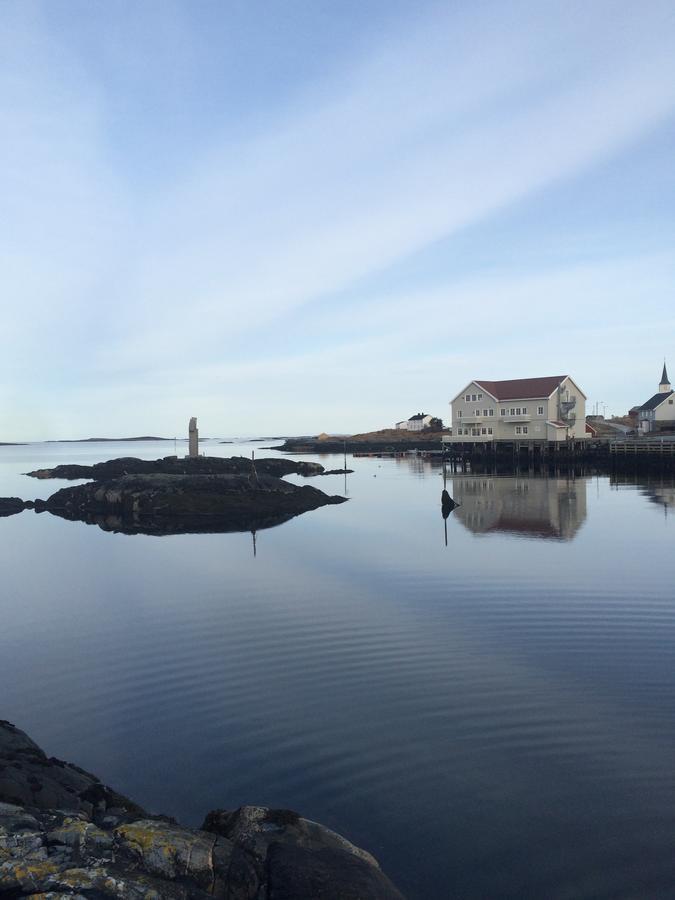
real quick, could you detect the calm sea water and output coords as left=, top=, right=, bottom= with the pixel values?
left=2, top=440, right=675, bottom=899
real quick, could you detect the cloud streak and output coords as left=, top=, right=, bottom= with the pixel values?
left=1, top=1, right=674, bottom=437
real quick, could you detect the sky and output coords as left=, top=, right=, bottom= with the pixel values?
left=1, top=0, right=675, bottom=440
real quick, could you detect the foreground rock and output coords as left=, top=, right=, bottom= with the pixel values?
left=34, top=472, right=346, bottom=535
left=27, top=455, right=325, bottom=481
left=0, top=720, right=403, bottom=898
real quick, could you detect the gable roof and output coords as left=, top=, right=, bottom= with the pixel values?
left=408, top=413, right=430, bottom=421
left=473, top=376, right=568, bottom=401
left=639, top=391, right=674, bottom=411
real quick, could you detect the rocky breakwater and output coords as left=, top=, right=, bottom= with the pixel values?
left=0, top=720, right=403, bottom=898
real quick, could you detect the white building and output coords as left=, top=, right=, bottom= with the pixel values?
left=396, top=413, right=434, bottom=431
left=637, top=364, right=675, bottom=434
left=447, top=375, right=587, bottom=442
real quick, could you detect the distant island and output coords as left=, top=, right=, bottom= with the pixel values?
left=46, top=436, right=175, bottom=443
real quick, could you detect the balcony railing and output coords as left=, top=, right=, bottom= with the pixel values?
left=454, top=414, right=496, bottom=424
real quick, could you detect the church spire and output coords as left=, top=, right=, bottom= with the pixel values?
left=659, top=360, right=671, bottom=393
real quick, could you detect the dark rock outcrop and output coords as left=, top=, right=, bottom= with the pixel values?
left=0, top=497, right=28, bottom=517
left=0, top=720, right=403, bottom=898
left=17, top=457, right=344, bottom=535
left=37, top=472, right=346, bottom=535
left=27, top=455, right=325, bottom=481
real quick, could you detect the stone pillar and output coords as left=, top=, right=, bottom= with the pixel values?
left=188, top=417, right=199, bottom=458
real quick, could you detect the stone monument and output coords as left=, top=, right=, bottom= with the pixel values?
left=188, top=416, right=199, bottom=458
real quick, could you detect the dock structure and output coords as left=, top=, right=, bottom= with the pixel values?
left=440, top=436, right=675, bottom=472
left=609, top=439, right=675, bottom=456
left=442, top=436, right=597, bottom=461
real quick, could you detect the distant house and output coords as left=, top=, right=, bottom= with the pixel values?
left=448, top=375, right=587, bottom=442
left=396, top=413, right=434, bottom=432
left=637, top=363, right=675, bottom=434
left=585, top=421, right=598, bottom=437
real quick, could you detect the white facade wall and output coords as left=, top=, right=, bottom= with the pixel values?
left=656, top=397, right=675, bottom=428
left=640, top=398, right=675, bottom=432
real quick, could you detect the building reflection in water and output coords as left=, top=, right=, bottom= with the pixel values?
left=450, top=475, right=588, bottom=541
left=611, top=473, right=675, bottom=515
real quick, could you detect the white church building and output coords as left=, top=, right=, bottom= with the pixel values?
left=637, top=364, right=675, bottom=433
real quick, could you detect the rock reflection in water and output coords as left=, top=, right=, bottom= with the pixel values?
left=44, top=506, right=312, bottom=536
left=612, top=473, right=675, bottom=514
left=450, top=475, right=588, bottom=541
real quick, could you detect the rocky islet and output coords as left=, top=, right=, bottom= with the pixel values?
left=1, top=456, right=348, bottom=534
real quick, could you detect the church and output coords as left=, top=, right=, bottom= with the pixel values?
left=637, top=364, right=675, bottom=434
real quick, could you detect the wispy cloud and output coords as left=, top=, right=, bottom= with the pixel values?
left=1, top=1, right=674, bottom=437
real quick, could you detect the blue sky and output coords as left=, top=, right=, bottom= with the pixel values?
left=2, top=0, right=674, bottom=439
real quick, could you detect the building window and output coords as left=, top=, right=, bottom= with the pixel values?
left=481, top=427, right=486, bottom=435
left=510, top=408, right=516, bottom=415
left=670, top=400, right=673, bottom=405
left=471, top=394, right=476, bottom=401
left=523, top=426, right=528, bottom=434
left=489, top=409, right=494, bottom=416
left=457, top=410, right=462, bottom=418
left=475, top=409, right=481, bottom=417
left=522, top=406, right=528, bottom=414
left=465, top=394, right=470, bottom=401
left=477, top=393, right=483, bottom=400
left=516, top=407, right=521, bottom=415
left=515, top=426, right=522, bottom=435
left=500, top=409, right=506, bottom=416
left=483, top=409, right=489, bottom=416
left=472, top=428, right=479, bottom=436
left=538, top=406, right=544, bottom=415
left=488, top=427, right=493, bottom=435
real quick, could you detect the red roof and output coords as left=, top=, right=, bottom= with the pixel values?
left=474, top=376, right=567, bottom=401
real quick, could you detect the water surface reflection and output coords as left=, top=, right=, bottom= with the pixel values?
left=450, top=475, right=587, bottom=541
left=2, top=443, right=675, bottom=899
